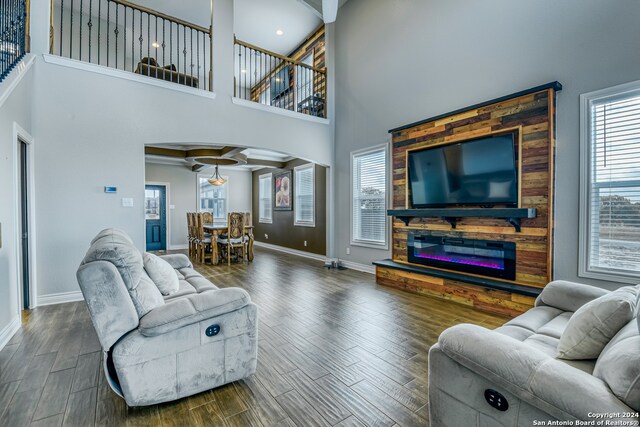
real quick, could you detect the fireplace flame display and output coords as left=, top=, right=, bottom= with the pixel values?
left=408, top=234, right=516, bottom=280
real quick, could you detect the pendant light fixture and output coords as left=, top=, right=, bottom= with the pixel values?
left=207, top=164, right=226, bottom=186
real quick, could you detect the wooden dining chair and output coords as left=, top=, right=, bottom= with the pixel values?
left=202, top=211, right=213, bottom=225
left=195, top=212, right=212, bottom=264
left=187, top=212, right=195, bottom=258
left=217, top=212, right=247, bottom=266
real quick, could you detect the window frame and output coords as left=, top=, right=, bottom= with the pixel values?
left=258, top=173, right=273, bottom=224
left=197, top=173, right=229, bottom=224
left=579, top=79, right=640, bottom=284
left=350, top=143, right=390, bottom=249
left=293, top=163, right=315, bottom=227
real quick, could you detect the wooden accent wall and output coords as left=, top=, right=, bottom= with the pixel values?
left=250, top=25, right=325, bottom=105
left=378, top=87, right=559, bottom=317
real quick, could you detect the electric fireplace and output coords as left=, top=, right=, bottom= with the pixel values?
left=407, top=233, right=516, bottom=280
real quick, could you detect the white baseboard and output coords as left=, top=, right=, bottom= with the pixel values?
left=253, top=241, right=326, bottom=262
left=338, top=259, right=376, bottom=274
left=169, top=244, right=189, bottom=250
left=0, top=317, right=21, bottom=351
left=37, top=291, right=84, bottom=306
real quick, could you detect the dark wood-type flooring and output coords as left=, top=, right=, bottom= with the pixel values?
left=0, top=247, right=508, bottom=426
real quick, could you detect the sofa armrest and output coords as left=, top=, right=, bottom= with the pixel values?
left=535, top=280, right=609, bottom=312
left=138, top=288, right=251, bottom=336
left=158, top=254, right=193, bottom=270
left=437, top=324, right=634, bottom=420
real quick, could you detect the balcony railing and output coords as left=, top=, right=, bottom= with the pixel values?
left=234, top=38, right=326, bottom=118
left=51, top=0, right=212, bottom=90
left=0, top=0, right=29, bottom=82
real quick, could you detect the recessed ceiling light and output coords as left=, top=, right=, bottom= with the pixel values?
left=152, top=42, right=160, bottom=48
left=276, top=29, right=284, bottom=36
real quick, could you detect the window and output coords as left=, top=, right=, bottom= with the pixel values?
left=198, top=175, right=228, bottom=224
left=580, top=80, right=640, bottom=283
left=351, top=145, right=388, bottom=247
left=294, top=164, right=315, bottom=227
left=259, top=173, right=272, bottom=223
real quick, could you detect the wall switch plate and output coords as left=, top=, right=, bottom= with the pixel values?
left=169, top=204, right=175, bottom=210
left=346, top=247, right=350, bottom=255
left=121, top=198, right=134, bottom=207
left=265, top=234, right=268, bottom=239
left=304, top=241, right=307, bottom=247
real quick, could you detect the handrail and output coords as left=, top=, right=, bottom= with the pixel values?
left=110, top=0, right=211, bottom=34
left=235, top=37, right=326, bottom=74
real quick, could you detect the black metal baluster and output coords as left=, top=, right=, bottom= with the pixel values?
left=161, top=18, right=165, bottom=79
left=97, top=0, right=100, bottom=64
left=176, top=24, right=180, bottom=84
left=58, top=0, right=63, bottom=56
left=169, top=21, right=171, bottom=77
left=123, top=5, right=126, bottom=70
left=79, top=0, right=82, bottom=60
left=88, top=0, right=93, bottom=63
left=190, top=27, right=193, bottom=84
left=138, top=10, right=142, bottom=74
left=154, top=16, right=157, bottom=71
left=69, top=0, right=73, bottom=58
left=182, top=25, right=186, bottom=86
left=114, top=3, right=118, bottom=69
left=131, top=8, right=134, bottom=72
left=146, top=12, right=149, bottom=70
left=197, top=27, right=200, bottom=89
left=106, top=0, right=109, bottom=67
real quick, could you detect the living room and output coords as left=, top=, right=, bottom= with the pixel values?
left=0, top=0, right=638, bottom=426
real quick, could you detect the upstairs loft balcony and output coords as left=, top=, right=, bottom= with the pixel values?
left=233, top=26, right=327, bottom=119
left=50, top=0, right=213, bottom=91
left=1, top=0, right=29, bottom=82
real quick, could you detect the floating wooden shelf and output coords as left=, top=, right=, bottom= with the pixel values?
left=387, top=208, right=537, bottom=232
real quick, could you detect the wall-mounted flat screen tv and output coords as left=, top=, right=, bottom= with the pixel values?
left=270, top=66, right=290, bottom=100
left=408, top=133, right=518, bottom=208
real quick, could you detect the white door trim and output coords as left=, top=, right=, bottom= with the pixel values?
left=145, top=181, right=171, bottom=251
left=13, top=122, right=37, bottom=310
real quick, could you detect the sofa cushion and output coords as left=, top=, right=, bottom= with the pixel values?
left=593, top=320, right=640, bottom=411
left=82, top=238, right=144, bottom=292
left=130, top=273, right=165, bottom=317
left=557, top=285, right=639, bottom=360
left=163, top=281, right=197, bottom=301
left=143, top=253, right=179, bottom=296
left=90, top=228, right=134, bottom=245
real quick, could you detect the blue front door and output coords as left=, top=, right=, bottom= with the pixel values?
left=145, top=185, right=167, bottom=251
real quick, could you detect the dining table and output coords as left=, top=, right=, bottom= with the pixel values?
left=203, top=224, right=255, bottom=265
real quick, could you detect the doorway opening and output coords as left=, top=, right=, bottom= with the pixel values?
left=19, top=140, right=29, bottom=309
left=145, top=184, right=167, bottom=251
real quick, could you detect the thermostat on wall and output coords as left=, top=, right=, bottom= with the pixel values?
left=104, top=186, right=117, bottom=193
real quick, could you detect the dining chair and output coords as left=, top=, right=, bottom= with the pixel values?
left=187, top=212, right=196, bottom=258
left=217, top=212, right=248, bottom=266
left=202, top=211, right=213, bottom=225
left=195, top=212, right=212, bottom=264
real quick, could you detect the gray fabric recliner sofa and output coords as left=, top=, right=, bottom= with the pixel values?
left=76, top=228, right=258, bottom=406
left=429, top=280, right=640, bottom=426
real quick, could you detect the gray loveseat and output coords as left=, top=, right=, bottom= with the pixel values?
left=76, top=228, right=258, bottom=406
left=429, top=280, right=639, bottom=426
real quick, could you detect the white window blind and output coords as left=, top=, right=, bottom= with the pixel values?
left=198, top=177, right=227, bottom=224
left=294, top=164, right=315, bottom=227
left=583, top=83, right=640, bottom=280
left=352, top=146, right=388, bottom=246
left=259, top=174, right=272, bottom=223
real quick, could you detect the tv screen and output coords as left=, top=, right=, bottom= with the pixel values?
left=408, top=133, right=518, bottom=208
left=270, top=66, right=290, bottom=100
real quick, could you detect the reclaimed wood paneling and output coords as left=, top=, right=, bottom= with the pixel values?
left=378, top=88, right=558, bottom=317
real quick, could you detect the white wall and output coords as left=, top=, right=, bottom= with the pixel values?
left=334, top=0, right=640, bottom=290
left=0, top=60, right=34, bottom=343
left=144, top=162, right=252, bottom=249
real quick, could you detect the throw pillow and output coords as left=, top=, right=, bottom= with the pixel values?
left=556, top=285, right=638, bottom=360
left=143, top=252, right=179, bottom=296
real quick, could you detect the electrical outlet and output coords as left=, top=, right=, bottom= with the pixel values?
left=346, top=247, right=350, bottom=255
left=304, top=241, right=307, bottom=247
left=265, top=234, right=268, bottom=239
